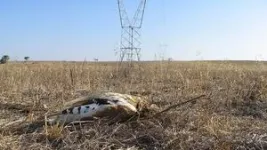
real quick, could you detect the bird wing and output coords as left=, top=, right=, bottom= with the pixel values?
left=63, top=92, right=133, bottom=107
left=45, top=92, right=146, bottom=125
left=63, top=95, right=95, bottom=109
left=49, top=92, right=144, bottom=117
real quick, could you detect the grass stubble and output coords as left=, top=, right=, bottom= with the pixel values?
left=0, top=60, right=267, bottom=149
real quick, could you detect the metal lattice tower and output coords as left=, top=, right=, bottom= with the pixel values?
left=117, top=0, right=147, bottom=65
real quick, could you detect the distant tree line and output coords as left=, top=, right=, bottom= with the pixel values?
left=0, top=55, right=30, bottom=64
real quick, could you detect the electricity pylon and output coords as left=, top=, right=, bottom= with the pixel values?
left=117, top=0, right=147, bottom=66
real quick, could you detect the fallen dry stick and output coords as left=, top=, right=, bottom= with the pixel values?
left=152, top=94, right=207, bottom=117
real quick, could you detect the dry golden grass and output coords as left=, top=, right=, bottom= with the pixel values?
left=1, top=60, right=267, bottom=149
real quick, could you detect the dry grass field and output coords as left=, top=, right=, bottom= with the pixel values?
left=1, top=60, right=267, bottom=150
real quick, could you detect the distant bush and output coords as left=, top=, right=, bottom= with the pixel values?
left=24, top=56, right=30, bottom=61
left=0, top=55, right=10, bottom=64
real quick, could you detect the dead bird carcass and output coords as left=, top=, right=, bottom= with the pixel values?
left=46, top=92, right=153, bottom=125
left=0, top=92, right=204, bottom=135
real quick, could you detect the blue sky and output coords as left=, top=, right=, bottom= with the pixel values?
left=0, top=0, right=267, bottom=61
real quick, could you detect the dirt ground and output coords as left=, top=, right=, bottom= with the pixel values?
left=1, top=60, right=267, bottom=150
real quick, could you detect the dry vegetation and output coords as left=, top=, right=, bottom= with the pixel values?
left=1, top=60, right=267, bottom=150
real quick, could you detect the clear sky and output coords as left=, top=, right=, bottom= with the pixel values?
left=0, top=0, right=267, bottom=61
